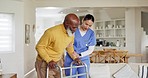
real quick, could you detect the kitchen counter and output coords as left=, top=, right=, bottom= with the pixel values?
left=94, top=46, right=125, bottom=51
left=125, top=53, right=143, bottom=63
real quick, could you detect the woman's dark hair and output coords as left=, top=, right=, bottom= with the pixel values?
left=83, top=14, right=95, bottom=22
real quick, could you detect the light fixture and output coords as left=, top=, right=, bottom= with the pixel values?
left=42, top=7, right=61, bottom=9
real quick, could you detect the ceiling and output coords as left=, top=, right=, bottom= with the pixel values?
left=11, top=0, right=23, bottom=1
left=36, top=7, right=126, bottom=19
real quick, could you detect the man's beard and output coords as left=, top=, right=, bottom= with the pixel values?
left=66, top=27, right=73, bottom=37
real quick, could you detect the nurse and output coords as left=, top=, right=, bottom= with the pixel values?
left=64, top=14, right=96, bottom=78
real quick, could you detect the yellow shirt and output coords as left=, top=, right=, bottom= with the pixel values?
left=36, top=24, right=76, bottom=63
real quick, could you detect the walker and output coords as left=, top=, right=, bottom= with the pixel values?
left=46, top=61, right=89, bottom=78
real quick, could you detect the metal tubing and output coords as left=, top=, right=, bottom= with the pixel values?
left=46, top=67, right=49, bottom=78
left=46, top=61, right=89, bottom=78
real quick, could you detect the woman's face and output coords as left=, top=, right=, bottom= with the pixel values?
left=81, top=20, right=94, bottom=31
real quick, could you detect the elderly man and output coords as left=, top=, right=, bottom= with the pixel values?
left=35, top=13, right=81, bottom=78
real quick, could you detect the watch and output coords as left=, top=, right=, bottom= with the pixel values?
left=79, top=54, right=82, bottom=56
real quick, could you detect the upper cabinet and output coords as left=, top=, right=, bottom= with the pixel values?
left=95, top=19, right=125, bottom=38
left=93, top=8, right=126, bottom=47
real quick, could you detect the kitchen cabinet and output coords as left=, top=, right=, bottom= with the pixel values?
left=94, top=19, right=126, bottom=47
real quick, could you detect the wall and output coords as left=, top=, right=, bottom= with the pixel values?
left=35, top=15, right=65, bottom=43
left=24, top=0, right=36, bottom=78
left=125, top=8, right=141, bottom=62
left=0, top=0, right=24, bottom=78
left=135, top=8, right=142, bottom=62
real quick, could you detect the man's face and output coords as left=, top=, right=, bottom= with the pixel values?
left=68, top=20, right=79, bottom=33
left=66, top=27, right=73, bottom=37
left=66, top=20, right=79, bottom=37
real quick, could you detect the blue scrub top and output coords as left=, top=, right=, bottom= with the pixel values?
left=66, top=28, right=96, bottom=60
left=74, top=28, right=96, bottom=52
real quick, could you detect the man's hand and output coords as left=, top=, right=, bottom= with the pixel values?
left=74, top=58, right=82, bottom=65
left=48, top=60, right=57, bottom=69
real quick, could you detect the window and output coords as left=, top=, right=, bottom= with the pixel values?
left=0, top=13, right=14, bottom=53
